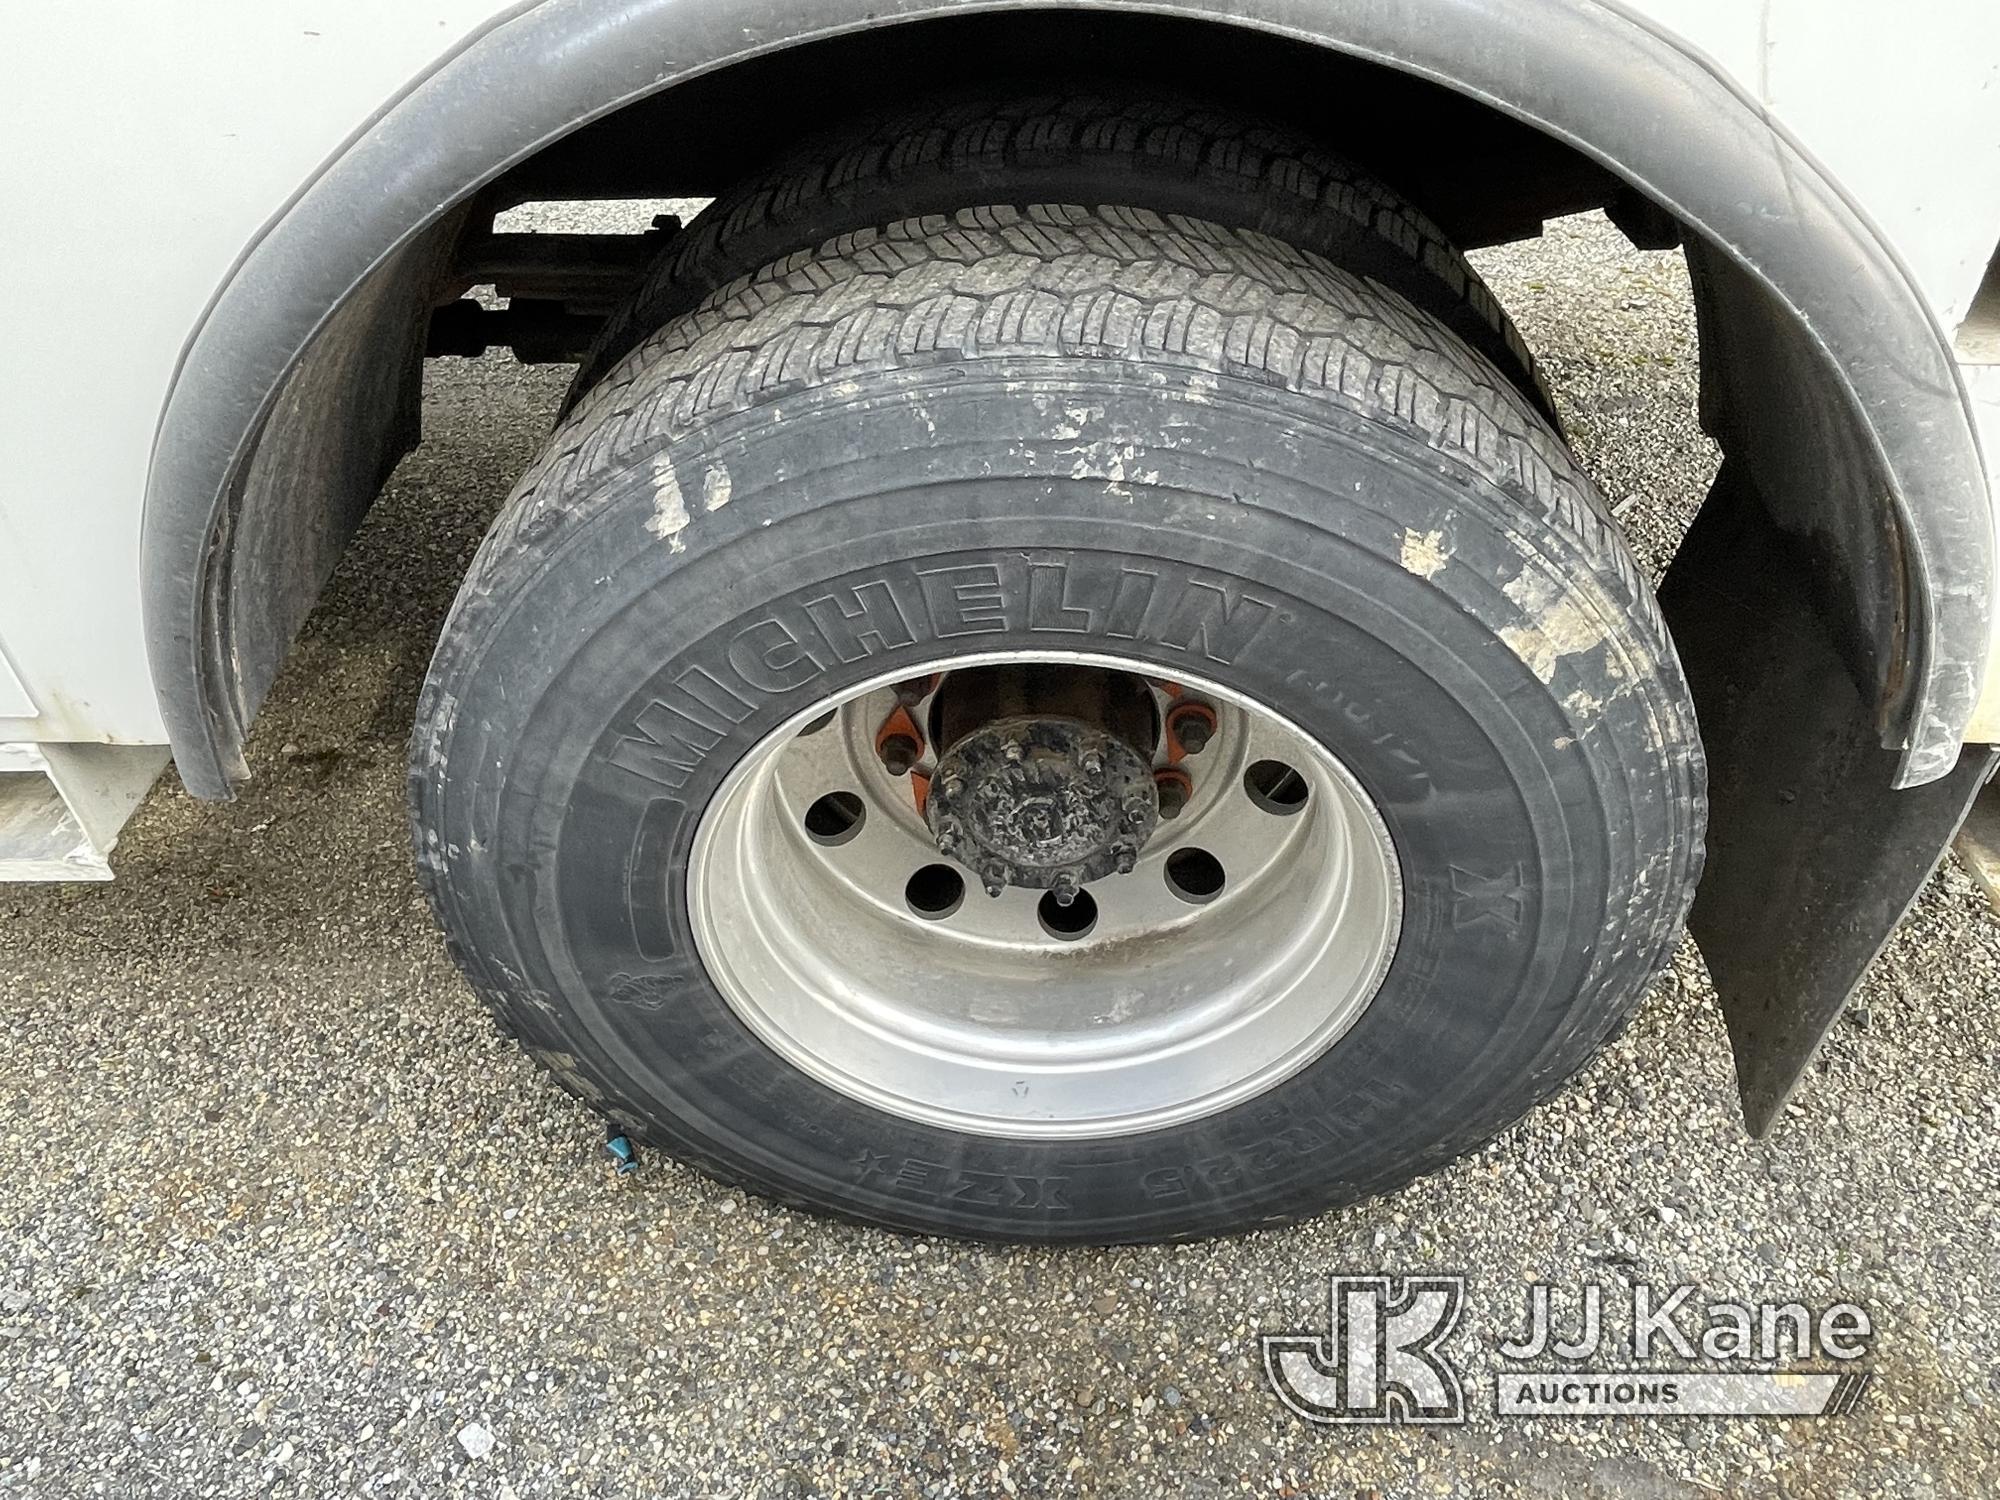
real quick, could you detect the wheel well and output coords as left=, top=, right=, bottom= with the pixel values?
left=144, top=0, right=1988, bottom=803
left=483, top=13, right=1626, bottom=249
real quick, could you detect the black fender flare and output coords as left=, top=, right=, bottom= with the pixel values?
left=143, top=0, right=1990, bottom=802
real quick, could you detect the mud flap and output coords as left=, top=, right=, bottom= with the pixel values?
left=1658, top=461, right=1998, bottom=1135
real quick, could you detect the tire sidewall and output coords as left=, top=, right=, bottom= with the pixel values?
left=423, top=364, right=1669, bottom=1241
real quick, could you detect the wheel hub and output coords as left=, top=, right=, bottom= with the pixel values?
left=927, top=715, right=1159, bottom=898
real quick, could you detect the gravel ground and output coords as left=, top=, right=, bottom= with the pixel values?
left=3, top=210, right=1997, bottom=1498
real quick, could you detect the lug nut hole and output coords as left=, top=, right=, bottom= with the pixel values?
left=905, top=864, right=965, bottom=919
left=1244, top=759, right=1310, bottom=815
left=803, top=791, right=866, bottom=845
left=1165, top=847, right=1227, bottom=904
left=1037, top=888, right=1098, bottom=941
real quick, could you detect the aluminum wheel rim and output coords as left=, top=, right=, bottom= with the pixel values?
left=687, top=650, right=1402, bottom=1138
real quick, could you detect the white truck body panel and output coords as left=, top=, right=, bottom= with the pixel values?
left=0, top=0, right=1996, bottom=872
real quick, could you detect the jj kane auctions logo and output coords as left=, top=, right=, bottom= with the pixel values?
left=1263, top=1276, right=1874, bottom=1422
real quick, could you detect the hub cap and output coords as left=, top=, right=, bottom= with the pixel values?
left=927, top=715, right=1158, bottom=898
left=687, top=651, right=1402, bottom=1138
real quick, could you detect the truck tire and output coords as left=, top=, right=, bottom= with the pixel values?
left=563, top=88, right=1555, bottom=423
left=412, top=202, right=1703, bottom=1243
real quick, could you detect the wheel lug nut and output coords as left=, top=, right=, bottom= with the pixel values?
left=980, top=862, right=1008, bottom=898
left=1168, top=702, right=1217, bottom=755
left=879, top=732, right=920, bottom=776
left=1111, top=840, right=1138, bottom=875
left=1155, top=769, right=1192, bottom=819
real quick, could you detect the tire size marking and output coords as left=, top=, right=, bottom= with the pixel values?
left=1138, top=1076, right=1423, bottom=1201
left=852, top=1150, right=1073, bottom=1213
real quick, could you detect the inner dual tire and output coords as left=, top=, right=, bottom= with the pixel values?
left=411, top=106, right=1704, bottom=1243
